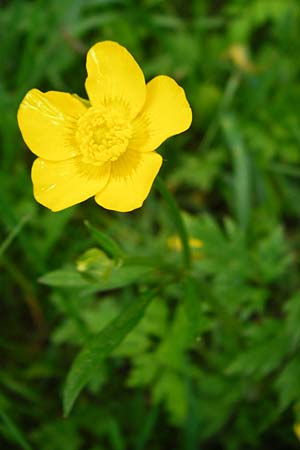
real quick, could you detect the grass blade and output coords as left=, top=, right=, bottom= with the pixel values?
left=0, top=213, right=31, bottom=258
left=0, top=406, right=33, bottom=450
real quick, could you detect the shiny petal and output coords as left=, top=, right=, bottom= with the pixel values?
left=130, top=75, right=192, bottom=152
left=95, top=150, right=162, bottom=212
left=18, top=89, right=87, bottom=160
left=32, top=157, right=110, bottom=211
left=85, top=41, right=146, bottom=119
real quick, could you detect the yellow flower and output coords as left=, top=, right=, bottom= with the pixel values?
left=17, top=41, right=192, bottom=212
left=294, top=423, right=300, bottom=441
left=167, top=236, right=203, bottom=251
left=226, top=43, right=256, bottom=74
left=167, top=235, right=203, bottom=260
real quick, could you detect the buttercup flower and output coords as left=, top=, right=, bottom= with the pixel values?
left=18, top=41, right=192, bottom=212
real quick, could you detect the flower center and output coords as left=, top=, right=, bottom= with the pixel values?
left=76, top=106, right=132, bottom=165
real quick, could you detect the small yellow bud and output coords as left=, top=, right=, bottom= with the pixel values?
left=226, top=44, right=256, bottom=73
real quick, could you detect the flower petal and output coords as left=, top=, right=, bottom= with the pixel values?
left=130, top=75, right=192, bottom=152
left=95, top=150, right=162, bottom=212
left=32, top=157, right=110, bottom=211
left=85, top=41, right=146, bottom=119
left=18, top=89, right=87, bottom=160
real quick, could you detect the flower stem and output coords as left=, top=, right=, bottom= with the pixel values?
left=155, top=176, right=191, bottom=270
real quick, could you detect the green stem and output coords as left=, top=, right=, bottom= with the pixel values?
left=155, top=176, right=191, bottom=270
left=0, top=213, right=31, bottom=258
left=200, top=71, right=241, bottom=153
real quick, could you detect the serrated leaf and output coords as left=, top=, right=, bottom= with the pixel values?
left=153, top=370, right=187, bottom=425
left=63, top=290, right=155, bottom=417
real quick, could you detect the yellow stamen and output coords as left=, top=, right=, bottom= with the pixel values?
left=76, top=106, right=132, bottom=165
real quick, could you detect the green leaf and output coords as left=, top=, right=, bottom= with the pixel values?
left=80, top=263, right=155, bottom=295
left=84, top=221, right=124, bottom=259
left=182, top=276, right=212, bottom=339
left=63, top=290, right=156, bottom=417
left=276, top=357, right=300, bottom=410
left=40, top=253, right=155, bottom=292
left=0, top=405, right=33, bottom=450
left=153, top=370, right=187, bottom=425
left=221, top=113, right=251, bottom=232
left=155, top=176, right=191, bottom=269
left=284, top=294, right=300, bottom=350
left=39, top=270, right=89, bottom=288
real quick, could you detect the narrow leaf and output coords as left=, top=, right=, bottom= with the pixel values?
left=84, top=221, right=123, bottom=258
left=155, top=177, right=191, bottom=269
left=63, top=290, right=155, bottom=417
left=39, top=270, right=90, bottom=287
left=221, top=113, right=251, bottom=232
left=80, top=264, right=155, bottom=295
left=0, top=407, right=33, bottom=450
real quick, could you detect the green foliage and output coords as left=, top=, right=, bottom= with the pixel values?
left=0, top=403, right=33, bottom=450
left=1, top=0, right=300, bottom=449
left=63, top=289, right=155, bottom=416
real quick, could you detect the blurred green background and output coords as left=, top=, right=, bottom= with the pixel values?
left=1, top=0, right=300, bottom=449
